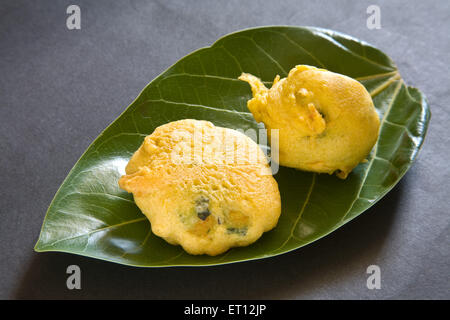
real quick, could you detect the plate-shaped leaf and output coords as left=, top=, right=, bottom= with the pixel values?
left=35, top=26, right=430, bottom=267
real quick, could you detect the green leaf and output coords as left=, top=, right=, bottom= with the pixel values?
left=34, top=26, right=430, bottom=267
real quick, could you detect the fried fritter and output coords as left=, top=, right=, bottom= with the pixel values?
left=239, top=65, right=380, bottom=179
left=119, top=119, right=281, bottom=255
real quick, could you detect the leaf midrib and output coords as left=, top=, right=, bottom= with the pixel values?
left=36, top=217, right=147, bottom=250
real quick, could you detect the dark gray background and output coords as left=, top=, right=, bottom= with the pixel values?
left=0, top=0, right=448, bottom=299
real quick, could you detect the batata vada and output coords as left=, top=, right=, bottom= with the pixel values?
left=239, top=65, right=380, bottom=179
left=119, top=119, right=281, bottom=255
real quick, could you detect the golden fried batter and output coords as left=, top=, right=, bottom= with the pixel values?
left=119, top=119, right=281, bottom=255
left=239, top=65, right=380, bottom=179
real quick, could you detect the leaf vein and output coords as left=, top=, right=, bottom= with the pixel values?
left=272, top=31, right=326, bottom=68
left=144, top=98, right=252, bottom=116
left=245, top=36, right=288, bottom=76
left=40, top=217, right=147, bottom=249
left=273, top=173, right=316, bottom=252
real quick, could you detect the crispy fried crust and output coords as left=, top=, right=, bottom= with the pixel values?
left=239, top=65, right=380, bottom=179
left=119, top=119, right=281, bottom=255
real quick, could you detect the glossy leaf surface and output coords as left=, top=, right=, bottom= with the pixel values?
left=35, top=27, right=430, bottom=266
